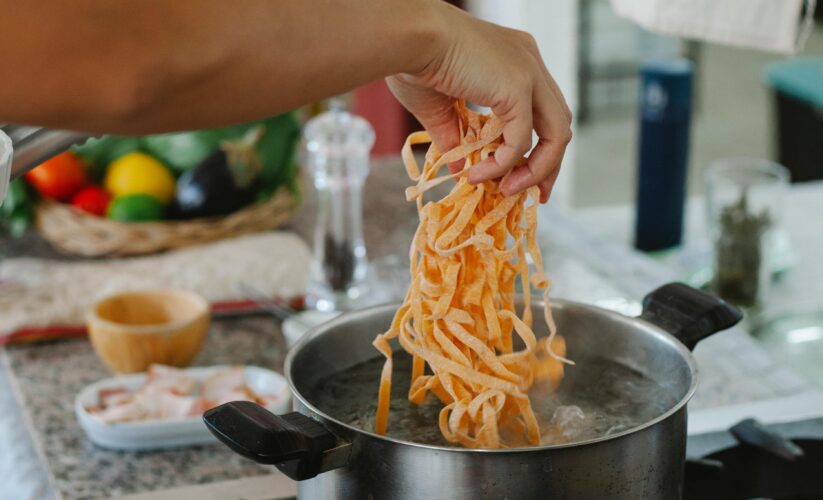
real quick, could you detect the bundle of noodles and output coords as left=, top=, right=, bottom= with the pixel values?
left=373, top=101, right=572, bottom=449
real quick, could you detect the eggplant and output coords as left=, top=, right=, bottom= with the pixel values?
left=171, top=127, right=264, bottom=219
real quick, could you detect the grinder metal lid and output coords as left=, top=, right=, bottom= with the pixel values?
left=0, top=130, right=11, bottom=204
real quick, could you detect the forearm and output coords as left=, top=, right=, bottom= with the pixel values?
left=0, top=0, right=446, bottom=134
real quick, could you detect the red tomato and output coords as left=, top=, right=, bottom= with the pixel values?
left=70, top=186, right=112, bottom=216
left=25, top=152, right=87, bottom=199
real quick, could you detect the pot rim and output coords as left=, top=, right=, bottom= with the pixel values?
left=284, top=298, right=699, bottom=453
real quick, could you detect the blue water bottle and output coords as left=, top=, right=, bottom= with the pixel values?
left=633, top=59, right=693, bottom=252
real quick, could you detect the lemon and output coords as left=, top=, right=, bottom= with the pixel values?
left=105, top=152, right=176, bottom=204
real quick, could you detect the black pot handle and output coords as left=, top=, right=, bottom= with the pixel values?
left=639, top=282, right=743, bottom=350
left=204, top=401, right=349, bottom=480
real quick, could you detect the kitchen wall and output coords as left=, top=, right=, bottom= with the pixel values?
left=572, top=13, right=823, bottom=208
left=469, top=1, right=822, bottom=210
left=467, top=0, right=580, bottom=208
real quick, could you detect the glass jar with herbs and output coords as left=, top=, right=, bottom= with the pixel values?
left=705, top=158, right=789, bottom=308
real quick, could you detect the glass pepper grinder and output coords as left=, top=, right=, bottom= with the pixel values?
left=0, top=131, right=11, bottom=269
left=304, top=99, right=374, bottom=312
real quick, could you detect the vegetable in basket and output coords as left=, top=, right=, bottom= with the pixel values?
left=72, top=136, right=142, bottom=182
left=143, top=113, right=301, bottom=192
left=169, top=126, right=264, bottom=219
left=104, top=152, right=176, bottom=204
left=0, top=179, right=34, bottom=238
left=71, top=186, right=112, bottom=216
left=1, top=151, right=89, bottom=237
left=74, top=112, right=301, bottom=189
left=140, top=132, right=218, bottom=174
left=25, top=151, right=87, bottom=200
left=0, top=111, right=301, bottom=236
left=107, top=194, right=166, bottom=222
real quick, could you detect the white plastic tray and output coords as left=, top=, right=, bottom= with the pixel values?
left=75, top=365, right=291, bottom=451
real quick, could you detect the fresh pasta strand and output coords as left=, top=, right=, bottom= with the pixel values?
left=373, top=101, right=571, bottom=448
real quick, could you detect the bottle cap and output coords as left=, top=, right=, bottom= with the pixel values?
left=640, top=58, right=693, bottom=118
left=304, top=99, right=375, bottom=163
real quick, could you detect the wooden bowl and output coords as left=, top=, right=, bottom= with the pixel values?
left=87, top=289, right=210, bottom=374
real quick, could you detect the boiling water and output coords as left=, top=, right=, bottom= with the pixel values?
left=310, top=352, right=679, bottom=447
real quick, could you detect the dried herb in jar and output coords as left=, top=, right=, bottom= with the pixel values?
left=713, top=190, right=771, bottom=307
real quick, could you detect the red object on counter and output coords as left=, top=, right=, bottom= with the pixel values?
left=25, top=151, right=87, bottom=199
left=353, top=80, right=415, bottom=157
left=71, top=186, right=112, bottom=216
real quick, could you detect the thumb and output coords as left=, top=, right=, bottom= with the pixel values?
left=416, top=96, right=462, bottom=173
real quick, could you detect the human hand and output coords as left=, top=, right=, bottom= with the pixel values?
left=388, top=2, right=572, bottom=203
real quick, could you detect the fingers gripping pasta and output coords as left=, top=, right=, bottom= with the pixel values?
left=373, top=102, right=572, bottom=449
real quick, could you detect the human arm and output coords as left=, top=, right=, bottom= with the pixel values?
left=0, top=0, right=571, bottom=199
left=0, top=0, right=442, bottom=133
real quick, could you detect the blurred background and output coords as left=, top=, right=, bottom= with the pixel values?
left=350, top=0, right=822, bottom=208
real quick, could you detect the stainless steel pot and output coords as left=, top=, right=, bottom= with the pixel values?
left=205, top=283, right=741, bottom=500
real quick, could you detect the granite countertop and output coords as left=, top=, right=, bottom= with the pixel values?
left=0, top=158, right=431, bottom=500
left=4, top=319, right=287, bottom=499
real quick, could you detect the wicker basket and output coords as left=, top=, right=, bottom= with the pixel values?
left=35, top=188, right=297, bottom=257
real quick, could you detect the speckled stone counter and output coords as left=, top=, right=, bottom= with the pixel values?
left=0, top=158, right=434, bottom=499
left=5, top=319, right=285, bottom=499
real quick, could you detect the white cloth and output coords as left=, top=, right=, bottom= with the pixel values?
left=0, top=231, right=311, bottom=337
left=610, top=0, right=816, bottom=54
